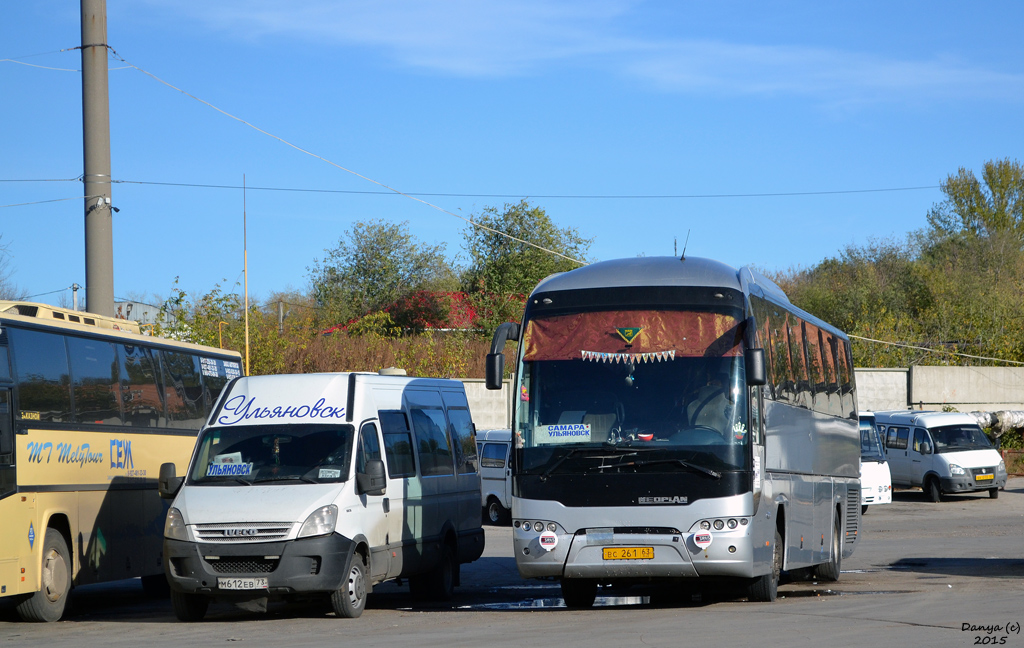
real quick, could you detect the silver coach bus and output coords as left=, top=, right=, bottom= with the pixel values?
left=485, top=257, right=861, bottom=607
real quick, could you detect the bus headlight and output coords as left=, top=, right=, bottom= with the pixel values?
left=949, top=463, right=966, bottom=476
left=164, top=507, right=189, bottom=541
left=298, top=505, right=338, bottom=538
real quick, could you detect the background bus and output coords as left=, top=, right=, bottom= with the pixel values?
left=0, top=301, right=242, bottom=621
left=485, top=257, right=861, bottom=607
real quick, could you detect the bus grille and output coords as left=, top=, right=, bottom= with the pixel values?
left=845, top=487, right=860, bottom=546
left=194, top=522, right=292, bottom=543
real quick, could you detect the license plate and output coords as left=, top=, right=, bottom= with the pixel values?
left=218, top=577, right=268, bottom=590
left=602, top=547, right=654, bottom=560
left=975, top=473, right=994, bottom=481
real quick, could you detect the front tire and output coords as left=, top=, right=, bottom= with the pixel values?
left=989, top=487, right=999, bottom=499
left=815, top=513, right=842, bottom=582
left=16, top=529, right=72, bottom=622
left=330, top=553, right=368, bottom=618
left=926, top=476, right=942, bottom=503
left=561, top=579, right=598, bottom=608
left=170, top=591, right=209, bottom=622
left=748, top=527, right=782, bottom=602
left=486, top=498, right=509, bottom=525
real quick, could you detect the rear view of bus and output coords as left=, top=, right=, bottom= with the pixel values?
left=485, top=257, right=860, bottom=607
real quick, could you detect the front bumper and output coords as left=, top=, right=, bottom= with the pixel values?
left=939, top=473, right=1007, bottom=494
left=164, top=533, right=354, bottom=599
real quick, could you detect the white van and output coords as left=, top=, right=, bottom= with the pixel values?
left=476, top=429, right=512, bottom=524
left=874, top=410, right=1007, bottom=502
left=157, top=372, right=485, bottom=621
left=858, top=412, right=892, bottom=513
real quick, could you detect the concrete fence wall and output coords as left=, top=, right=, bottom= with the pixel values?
left=464, top=367, right=1024, bottom=430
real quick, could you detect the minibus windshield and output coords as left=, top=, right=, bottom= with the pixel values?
left=189, top=423, right=355, bottom=485
left=931, top=424, right=993, bottom=453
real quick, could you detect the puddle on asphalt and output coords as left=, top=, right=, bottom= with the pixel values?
left=462, top=596, right=650, bottom=610
left=780, top=589, right=912, bottom=598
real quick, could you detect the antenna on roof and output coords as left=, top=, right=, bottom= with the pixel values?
left=674, top=237, right=677, bottom=257
left=680, top=230, right=690, bottom=261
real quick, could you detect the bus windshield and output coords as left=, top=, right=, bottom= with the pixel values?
left=515, top=309, right=749, bottom=472
left=860, top=417, right=884, bottom=460
left=188, top=423, right=355, bottom=485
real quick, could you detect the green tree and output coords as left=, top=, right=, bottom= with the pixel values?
left=461, top=201, right=592, bottom=331
left=309, top=220, right=458, bottom=327
left=926, top=158, right=1024, bottom=243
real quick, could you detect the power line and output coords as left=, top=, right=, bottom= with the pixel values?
left=0, top=196, right=98, bottom=209
left=2, top=176, right=941, bottom=200
left=849, top=333, right=1024, bottom=366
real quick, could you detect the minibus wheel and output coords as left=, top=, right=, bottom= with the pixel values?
left=16, top=529, right=71, bottom=622
left=170, top=590, right=209, bottom=622
left=988, top=488, right=999, bottom=499
left=330, top=553, right=368, bottom=618
left=486, top=498, right=509, bottom=525
left=925, top=477, right=942, bottom=503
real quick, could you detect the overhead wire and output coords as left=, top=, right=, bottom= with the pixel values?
left=848, top=334, right=1024, bottom=366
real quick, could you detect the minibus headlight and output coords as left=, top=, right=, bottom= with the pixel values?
left=949, top=463, right=966, bottom=476
left=998, top=460, right=1006, bottom=473
left=164, top=507, right=188, bottom=541
left=298, top=505, right=338, bottom=538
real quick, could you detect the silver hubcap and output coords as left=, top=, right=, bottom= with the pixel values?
left=348, top=566, right=365, bottom=607
left=42, top=548, right=68, bottom=603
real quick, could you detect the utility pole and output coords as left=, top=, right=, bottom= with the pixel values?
left=81, top=0, right=115, bottom=317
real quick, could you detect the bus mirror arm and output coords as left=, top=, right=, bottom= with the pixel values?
left=745, top=348, right=767, bottom=386
left=158, top=462, right=184, bottom=500
left=486, top=322, right=521, bottom=390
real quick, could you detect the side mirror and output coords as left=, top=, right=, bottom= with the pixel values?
left=485, top=353, right=505, bottom=390
left=745, top=348, right=767, bottom=386
left=158, top=462, right=184, bottom=500
left=357, top=458, right=387, bottom=496
left=920, top=442, right=931, bottom=455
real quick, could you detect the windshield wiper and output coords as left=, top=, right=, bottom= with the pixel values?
left=592, top=458, right=722, bottom=479
left=539, top=449, right=587, bottom=482
left=253, top=475, right=320, bottom=484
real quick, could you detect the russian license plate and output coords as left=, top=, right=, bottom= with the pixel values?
left=218, top=577, right=268, bottom=590
left=602, top=547, right=654, bottom=560
left=975, top=473, right=994, bottom=481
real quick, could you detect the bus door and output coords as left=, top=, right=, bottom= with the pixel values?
left=0, top=389, right=13, bottom=499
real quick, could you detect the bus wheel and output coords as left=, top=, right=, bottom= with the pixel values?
left=747, top=528, right=781, bottom=602
left=561, top=579, right=598, bottom=609
left=816, top=514, right=842, bottom=582
left=170, top=591, right=209, bottom=622
left=16, top=529, right=71, bottom=622
left=330, top=553, right=368, bottom=618
left=988, top=488, right=999, bottom=499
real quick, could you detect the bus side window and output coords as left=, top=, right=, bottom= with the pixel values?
left=11, top=328, right=72, bottom=423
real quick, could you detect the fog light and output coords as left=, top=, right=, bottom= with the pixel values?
left=727, top=519, right=738, bottom=529
left=700, top=521, right=711, bottom=530
left=534, top=521, right=544, bottom=532
left=547, top=523, right=557, bottom=532
left=728, top=546, right=737, bottom=553
left=713, top=520, right=724, bottom=530
left=740, top=518, right=748, bottom=526
left=514, top=520, right=521, bottom=528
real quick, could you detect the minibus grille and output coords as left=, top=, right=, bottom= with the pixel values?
left=206, top=557, right=279, bottom=574
left=194, top=522, right=293, bottom=543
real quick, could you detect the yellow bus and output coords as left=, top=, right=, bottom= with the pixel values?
left=0, top=301, right=242, bottom=621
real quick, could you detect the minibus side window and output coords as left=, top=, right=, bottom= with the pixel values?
left=380, top=410, right=415, bottom=478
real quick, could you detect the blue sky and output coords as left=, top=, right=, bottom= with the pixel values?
left=3, top=1, right=1023, bottom=309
